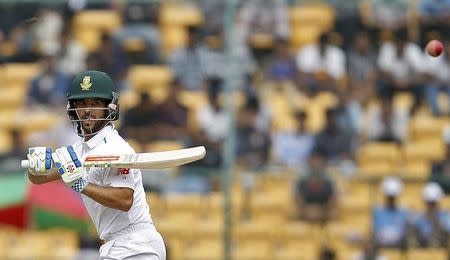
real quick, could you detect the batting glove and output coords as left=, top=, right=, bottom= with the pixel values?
left=52, top=146, right=88, bottom=193
left=27, top=147, right=53, bottom=175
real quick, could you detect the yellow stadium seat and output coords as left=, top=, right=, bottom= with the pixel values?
left=314, top=92, right=339, bottom=109
left=0, top=130, right=12, bottom=154
left=289, top=4, right=335, bottom=29
left=72, top=10, right=122, bottom=52
left=358, top=161, right=398, bottom=177
left=73, top=10, right=121, bottom=33
left=193, top=218, right=223, bottom=240
left=161, top=26, right=187, bottom=55
left=400, top=160, right=430, bottom=179
left=160, top=4, right=203, bottom=26
left=290, top=25, right=323, bottom=50
left=234, top=220, right=278, bottom=244
left=249, top=33, right=275, bottom=49
left=379, top=249, right=403, bottom=260
left=407, top=248, right=447, bottom=260
left=404, top=140, right=446, bottom=162
left=279, top=221, right=314, bottom=243
left=157, top=214, right=195, bottom=242
left=165, top=194, right=204, bottom=213
left=19, top=111, right=62, bottom=135
left=0, top=88, right=26, bottom=109
left=394, top=93, right=414, bottom=111
left=4, top=63, right=39, bottom=86
left=122, top=37, right=146, bottom=53
left=410, top=116, right=448, bottom=140
left=275, top=243, right=317, bottom=260
left=185, top=240, right=222, bottom=260
left=145, top=140, right=184, bottom=153
left=232, top=240, right=274, bottom=260
left=128, top=65, right=173, bottom=90
left=358, top=142, right=402, bottom=164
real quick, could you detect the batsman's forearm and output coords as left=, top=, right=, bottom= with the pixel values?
left=81, top=184, right=134, bottom=212
left=27, top=170, right=61, bottom=184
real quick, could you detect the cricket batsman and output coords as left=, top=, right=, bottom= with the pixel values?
left=26, top=70, right=166, bottom=260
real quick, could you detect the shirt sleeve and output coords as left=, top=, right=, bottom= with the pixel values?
left=105, top=167, right=136, bottom=190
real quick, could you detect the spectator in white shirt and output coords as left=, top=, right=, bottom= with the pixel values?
left=296, top=32, right=346, bottom=97
left=193, top=78, right=229, bottom=167
left=377, top=29, right=426, bottom=113
left=424, top=38, right=450, bottom=116
left=56, top=27, right=86, bottom=77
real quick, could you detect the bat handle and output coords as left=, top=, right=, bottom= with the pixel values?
left=21, top=160, right=30, bottom=169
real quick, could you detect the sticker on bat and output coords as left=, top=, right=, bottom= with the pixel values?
left=117, top=168, right=130, bottom=175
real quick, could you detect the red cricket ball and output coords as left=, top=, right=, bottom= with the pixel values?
left=426, top=40, right=444, bottom=57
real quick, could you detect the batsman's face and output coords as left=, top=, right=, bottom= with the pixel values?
left=74, top=98, right=107, bottom=133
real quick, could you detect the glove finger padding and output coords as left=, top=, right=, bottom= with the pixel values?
left=27, top=147, right=53, bottom=175
left=52, top=146, right=84, bottom=184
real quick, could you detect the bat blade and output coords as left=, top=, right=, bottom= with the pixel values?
left=21, top=146, right=206, bottom=170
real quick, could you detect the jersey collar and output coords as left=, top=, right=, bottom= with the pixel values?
left=84, top=123, right=115, bottom=150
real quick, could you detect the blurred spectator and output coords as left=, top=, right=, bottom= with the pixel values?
left=364, top=96, right=409, bottom=143
left=239, top=0, right=289, bottom=46
left=347, top=31, right=377, bottom=105
left=296, top=32, right=346, bottom=97
left=418, top=0, right=450, bottom=44
left=34, top=8, right=63, bottom=58
left=0, top=129, right=25, bottom=171
left=235, top=96, right=270, bottom=169
left=87, top=33, right=130, bottom=93
left=56, top=27, right=86, bottom=77
left=267, top=37, right=297, bottom=82
left=169, top=26, right=206, bottom=91
left=351, top=238, right=386, bottom=260
left=193, top=78, right=228, bottom=167
left=377, top=29, right=426, bottom=113
left=362, top=0, right=408, bottom=30
left=314, top=108, right=354, bottom=165
left=120, top=92, right=157, bottom=146
left=199, top=0, right=226, bottom=35
left=152, top=79, right=189, bottom=140
left=411, top=182, right=450, bottom=247
left=424, top=38, right=450, bottom=116
left=272, top=110, right=315, bottom=169
left=318, top=245, right=336, bottom=260
left=204, top=29, right=256, bottom=91
left=295, top=151, right=337, bottom=223
left=27, top=51, right=70, bottom=108
left=0, top=29, right=5, bottom=63
left=429, top=136, right=450, bottom=194
left=372, top=177, right=409, bottom=249
left=114, top=2, right=162, bottom=64
left=8, top=18, right=39, bottom=62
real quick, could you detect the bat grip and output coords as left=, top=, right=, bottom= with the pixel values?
left=21, top=160, right=30, bottom=169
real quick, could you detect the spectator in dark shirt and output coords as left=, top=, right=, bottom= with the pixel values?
left=295, top=151, right=337, bottom=223
left=27, top=52, right=70, bottom=108
left=152, top=79, right=189, bottom=140
left=88, top=33, right=130, bottom=93
left=0, top=128, right=26, bottom=172
left=121, top=92, right=157, bottom=146
left=429, top=141, right=450, bottom=194
left=235, top=96, right=270, bottom=169
left=268, top=37, right=297, bottom=82
left=114, top=2, right=162, bottom=64
left=314, top=108, right=354, bottom=165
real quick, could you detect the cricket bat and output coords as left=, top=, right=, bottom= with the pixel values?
left=21, top=146, right=206, bottom=169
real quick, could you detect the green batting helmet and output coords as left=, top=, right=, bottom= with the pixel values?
left=67, top=70, right=117, bottom=100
